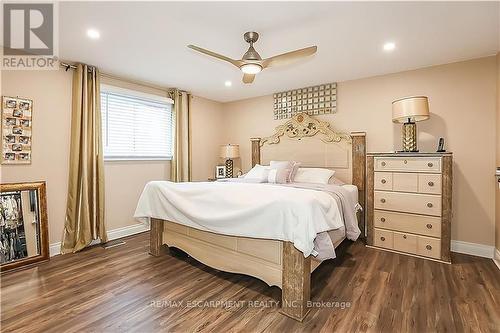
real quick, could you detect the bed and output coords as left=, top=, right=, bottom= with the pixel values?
left=136, top=113, right=366, bottom=321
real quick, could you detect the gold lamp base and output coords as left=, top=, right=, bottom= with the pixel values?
left=401, top=122, right=418, bottom=152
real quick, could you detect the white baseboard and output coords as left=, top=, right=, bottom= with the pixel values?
left=451, top=240, right=495, bottom=259
left=494, top=248, right=500, bottom=270
left=50, top=229, right=496, bottom=262
left=49, top=223, right=149, bottom=257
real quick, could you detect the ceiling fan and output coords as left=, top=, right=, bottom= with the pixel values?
left=188, top=32, right=317, bottom=84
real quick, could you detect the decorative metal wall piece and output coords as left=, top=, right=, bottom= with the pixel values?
left=273, top=83, right=337, bottom=120
left=261, top=112, right=351, bottom=146
left=1, top=96, right=33, bottom=164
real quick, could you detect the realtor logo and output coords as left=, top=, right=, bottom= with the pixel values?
left=3, top=3, right=54, bottom=55
left=2, top=2, right=57, bottom=69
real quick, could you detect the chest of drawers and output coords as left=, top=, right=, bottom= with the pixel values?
left=366, top=153, right=452, bottom=263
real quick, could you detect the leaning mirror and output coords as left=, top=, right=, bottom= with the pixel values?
left=0, top=181, right=49, bottom=272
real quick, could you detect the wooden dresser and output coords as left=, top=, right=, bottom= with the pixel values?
left=366, top=152, right=452, bottom=263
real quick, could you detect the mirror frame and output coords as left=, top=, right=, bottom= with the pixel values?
left=0, top=181, right=49, bottom=273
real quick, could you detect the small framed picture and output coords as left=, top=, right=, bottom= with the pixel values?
left=6, top=118, right=16, bottom=126
left=19, top=119, right=30, bottom=127
left=5, top=135, right=15, bottom=143
left=12, top=127, right=23, bottom=135
left=19, top=136, right=30, bottom=144
left=5, top=99, right=16, bottom=108
left=216, top=165, right=226, bottom=179
left=12, top=109, right=23, bottom=118
left=11, top=144, right=23, bottom=152
left=4, top=153, right=15, bottom=160
left=19, top=101, right=31, bottom=111
left=18, top=153, right=30, bottom=160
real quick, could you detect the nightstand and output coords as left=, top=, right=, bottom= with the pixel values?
left=366, top=152, right=452, bottom=263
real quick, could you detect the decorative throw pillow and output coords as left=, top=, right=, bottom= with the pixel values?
left=244, top=164, right=270, bottom=182
left=289, top=161, right=301, bottom=182
left=268, top=168, right=291, bottom=184
left=270, top=160, right=295, bottom=182
left=293, top=168, right=335, bottom=184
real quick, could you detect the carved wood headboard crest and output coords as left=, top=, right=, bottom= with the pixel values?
left=260, top=112, right=351, bottom=146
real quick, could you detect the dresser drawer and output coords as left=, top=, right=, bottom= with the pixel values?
left=374, top=228, right=393, bottom=249
left=393, top=172, right=418, bottom=192
left=393, top=231, right=417, bottom=254
left=417, top=236, right=441, bottom=259
left=374, top=157, right=441, bottom=173
left=374, top=172, right=392, bottom=190
left=418, top=174, right=442, bottom=195
left=374, top=191, right=442, bottom=216
left=374, top=210, right=441, bottom=237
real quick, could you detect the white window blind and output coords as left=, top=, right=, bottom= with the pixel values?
left=100, top=86, right=174, bottom=160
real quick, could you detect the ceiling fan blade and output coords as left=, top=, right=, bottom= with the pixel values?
left=262, top=46, right=317, bottom=69
left=242, top=74, right=255, bottom=84
left=188, top=45, right=242, bottom=67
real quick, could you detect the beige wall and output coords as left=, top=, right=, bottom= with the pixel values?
left=223, top=57, right=497, bottom=247
left=496, top=53, right=500, bottom=251
left=190, top=96, right=226, bottom=181
left=0, top=70, right=222, bottom=244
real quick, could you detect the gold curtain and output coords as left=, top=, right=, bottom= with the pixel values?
left=170, top=89, right=191, bottom=182
left=61, top=64, right=107, bottom=253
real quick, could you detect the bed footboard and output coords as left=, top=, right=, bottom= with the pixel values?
left=149, top=219, right=313, bottom=321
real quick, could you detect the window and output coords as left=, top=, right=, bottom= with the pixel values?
left=100, top=85, right=174, bottom=160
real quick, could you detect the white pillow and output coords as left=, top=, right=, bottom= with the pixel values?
left=268, top=168, right=290, bottom=184
left=269, top=160, right=294, bottom=182
left=293, top=168, right=335, bottom=184
left=244, top=164, right=270, bottom=182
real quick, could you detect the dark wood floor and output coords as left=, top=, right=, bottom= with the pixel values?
left=1, top=232, right=499, bottom=333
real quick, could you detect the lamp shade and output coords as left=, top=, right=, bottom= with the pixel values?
left=220, top=144, right=240, bottom=159
left=392, top=96, right=430, bottom=123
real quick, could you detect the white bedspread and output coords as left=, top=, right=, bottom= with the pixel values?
left=134, top=181, right=360, bottom=258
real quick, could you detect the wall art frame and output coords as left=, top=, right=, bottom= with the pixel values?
left=1, top=96, right=33, bottom=165
left=273, top=83, right=337, bottom=120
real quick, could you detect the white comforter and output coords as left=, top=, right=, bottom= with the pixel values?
left=134, top=181, right=360, bottom=258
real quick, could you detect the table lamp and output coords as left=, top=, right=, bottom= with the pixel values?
left=220, top=144, right=240, bottom=178
left=392, top=96, right=430, bottom=152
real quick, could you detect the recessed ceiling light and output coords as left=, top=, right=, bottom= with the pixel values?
left=383, top=42, right=396, bottom=52
left=224, top=81, right=232, bottom=87
left=87, top=29, right=100, bottom=40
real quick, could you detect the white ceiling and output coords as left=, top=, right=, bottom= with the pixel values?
left=59, top=2, right=499, bottom=102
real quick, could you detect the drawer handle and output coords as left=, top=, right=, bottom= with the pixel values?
left=380, top=217, right=386, bottom=222
left=426, top=224, right=433, bottom=229
left=427, top=203, right=433, bottom=208
left=404, top=160, right=408, bottom=164
left=380, top=236, right=386, bottom=241
left=380, top=198, right=386, bottom=203
left=403, top=235, right=407, bottom=239
left=381, top=161, right=386, bottom=166
left=428, top=162, right=433, bottom=167
left=381, top=179, right=387, bottom=184
left=428, top=181, right=434, bottom=187
left=426, top=245, right=432, bottom=250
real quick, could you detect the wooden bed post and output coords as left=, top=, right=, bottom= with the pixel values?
left=351, top=132, right=366, bottom=239
left=149, top=218, right=163, bottom=256
left=281, top=242, right=311, bottom=321
left=251, top=138, right=261, bottom=167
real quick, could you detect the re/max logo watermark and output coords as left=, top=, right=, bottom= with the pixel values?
left=2, top=2, right=58, bottom=70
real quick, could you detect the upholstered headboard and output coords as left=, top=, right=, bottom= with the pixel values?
left=250, top=113, right=366, bottom=235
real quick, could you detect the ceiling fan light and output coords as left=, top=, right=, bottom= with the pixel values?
left=240, top=63, right=262, bottom=74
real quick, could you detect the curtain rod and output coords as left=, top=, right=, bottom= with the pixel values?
left=59, top=61, right=189, bottom=94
